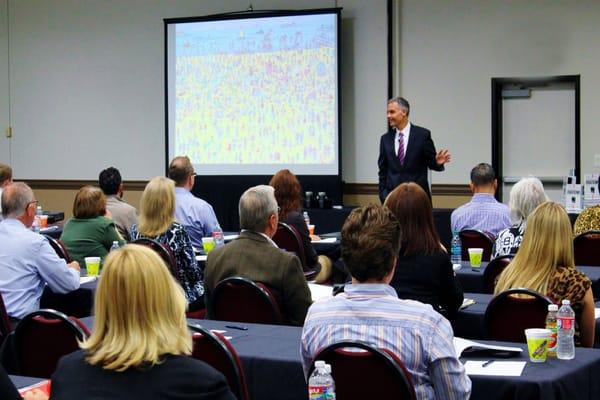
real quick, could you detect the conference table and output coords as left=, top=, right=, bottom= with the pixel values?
left=453, top=292, right=600, bottom=348
left=455, top=261, right=600, bottom=298
left=56, top=316, right=599, bottom=400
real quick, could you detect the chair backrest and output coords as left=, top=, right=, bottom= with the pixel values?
left=310, top=341, right=416, bottom=400
left=14, top=309, right=90, bottom=378
left=272, top=222, right=316, bottom=279
left=482, top=255, right=514, bottom=294
left=459, top=229, right=495, bottom=262
left=484, top=288, right=552, bottom=343
left=574, top=230, right=600, bottom=266
left=43, top=234, right=72, bottom=263
left=0, top=292, right=12, bottom=346
left=132, top=238, right=178, bottom=276
left=209, top=276, right=282, bottom=325
left=188, top=323, right=250, bottom=400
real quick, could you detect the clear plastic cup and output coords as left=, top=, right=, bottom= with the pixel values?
left=85, top=257, right=101, bottom=276
left=202, top=237, right=216, bottom=254
left=308, top=224, right=315, bottom=236
left=525, top=328, right=550, bottom=363
left=468, top=248, right=483, bottom=268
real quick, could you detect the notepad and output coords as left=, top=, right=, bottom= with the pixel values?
left=308, top=283, right=333, bottom=301
left=463, top=360, right=526, bottom=376
left=454, top=337, right=523, bottom=358
left=595, top=308, right=600, bottom=319
left=460, top=298, right=475, bottom=309
left=312, top=237, right=337, bottom=243
left=196, top=255, right=208, bottom=262
left=80, top=276, right=97, bottom=284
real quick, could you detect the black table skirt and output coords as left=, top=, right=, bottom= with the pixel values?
left=39, top=278, right=97, bottom=318
left=75, top=317, right=600, bottom=400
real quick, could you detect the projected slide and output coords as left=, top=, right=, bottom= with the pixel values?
left=167, top=12, right=339, bottom=175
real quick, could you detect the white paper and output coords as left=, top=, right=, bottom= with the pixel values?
left=595, top=308, right=600, bottom=319
left=224, top=234, right=239, bottom=241
left=453, top=337, right=523, bottom=358
left=460, top=298, right=475, bottom=310
left=80, top=276, right=97, bottom=284
left=196, top=255, right=208, bottom=262
left=308, top=283, right=333, bottom=301
left=312, top=237, right=337, bottom=243
left=463, top=360, right=526, bottom=376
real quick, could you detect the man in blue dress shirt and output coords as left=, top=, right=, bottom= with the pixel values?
left=0, top=183, right=80, bottom=319
left=301, top=204, right=471, bottom=400
left=168, top=156, right=220, bottom=250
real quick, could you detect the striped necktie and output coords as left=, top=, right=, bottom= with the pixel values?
left=397, top=132, right=405, bottom=166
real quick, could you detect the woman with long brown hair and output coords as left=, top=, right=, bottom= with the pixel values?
left=269, top=169, right=332, bottom=283
left=384, top=182, right=463, bottom=316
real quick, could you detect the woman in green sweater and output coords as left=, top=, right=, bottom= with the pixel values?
left=60, top=186, right=125, bottom=267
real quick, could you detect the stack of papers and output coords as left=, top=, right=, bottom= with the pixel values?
left=454, top=337, right=522, bottom=358
left=463, top=360, right=526, bottom=376
left=311, top=237, right=337, bottom=243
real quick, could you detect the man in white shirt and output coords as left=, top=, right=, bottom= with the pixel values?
left=0, top=182, right=80, bottom=319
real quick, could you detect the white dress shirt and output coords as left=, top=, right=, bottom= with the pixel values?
left=394, top=121, right=411, bottom=159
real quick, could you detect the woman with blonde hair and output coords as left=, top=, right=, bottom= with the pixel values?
left=61, top=185, right=125, bottom=265
left=492, top=177, right=548, bottom=258
left=50, top=244, right=234, bottom=399
left=495, top=201, right=595, bottom=347
left=131, top=177, right=204, bottom=311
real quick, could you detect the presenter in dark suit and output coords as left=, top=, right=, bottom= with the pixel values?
left=378, top=97, right=451, bottom=203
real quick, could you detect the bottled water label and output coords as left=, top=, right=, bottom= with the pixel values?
left=309, top=385, right=335, bottom=399
left=557, top=317, right=574, bottom=330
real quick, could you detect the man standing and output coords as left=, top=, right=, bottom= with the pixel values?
left=204, top=185, right=311, bottom=326
left=300, top=204, right=470, bottom=399
left=98, top=167, right=138, bottom=241
left=451, top=163, right=511, bottom=237
left=378, top=97, right=451, bottom=202
left=0, top=163, right=13, bottom=220
left=0, top=183, right=80, bottom=319
left=168, top=156, right=219, bottom=250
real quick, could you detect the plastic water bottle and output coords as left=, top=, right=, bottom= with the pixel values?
left=212, top=224, right=225, bottom=247
left=32, top=205, right=42, bottom=233
left=557, top=299, right=575, bottom=360
left=308, top=360, right=336, bottom=399
left=545, top=304, right=558, bottom=357
left=303, top=211, right=310, bottom=227
left=450, top=231, right=462, bottom=265
left=110, top=241, right=120, bottom=252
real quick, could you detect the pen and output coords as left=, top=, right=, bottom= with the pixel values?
left=225, top=325, right=248, bottom=331
left=482, top=360, right=494, bottom=368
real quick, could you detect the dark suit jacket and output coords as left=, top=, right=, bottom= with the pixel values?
left=378, top=124, right=444, bottom=202
left=204, top=230, right=312, bottom=326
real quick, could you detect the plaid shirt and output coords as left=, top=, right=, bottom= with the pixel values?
left=300, top=284, right=471, bottom=400
left=450, top=193, right=511, bottom=237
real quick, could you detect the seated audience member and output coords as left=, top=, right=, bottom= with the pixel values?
left=204, top=185, right=311, bottom=326
left=60, top=186, right=125, bottom=266
left=495, top=202, right=595, bottom=347
left=269, top=169, right=332, bottom=283
left=0, top=183, right=80, bottom=319
left=451, top=163, right=510, bottom=237
left=574, top=175, right=600, bottom=235
left=50, top=244, right=235, bottom=400
left=168, top=156, right=219, bottom=250
left=492, top=177, right=548, bottom=258
left=131, top=177, right=205, bottom=311
left=385, top=183, right=463, bottom=317
left=98, top=167, right=138, bottom=241
left=300, top=205, right=471, bottom=399
left=0, top=163, right=13, bottom=220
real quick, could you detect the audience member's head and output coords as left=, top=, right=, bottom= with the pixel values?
left=509, top=177, right=548, bottom=224
left=239, top=185, right=278, bottom=236
left=384, top=182, right=441, bottom=256
left=73, top=186, right=106, bottom=219
left=0, top=163, right=12, bottom=188
left=469, top=163, right=497, bottom=193
left=495, top=201, right=573, bottom=294
left=341, top=204, right=401, bottom=283
left=269, top=169, right=302, bottom=219
left=138, top=176, right=175, bottom=237
left=81, top=244, right=191, bottom=371
left=1, top=182, right=36, bottom=223
left=168, top=156, right=195, bottom=189
left=98, top=167, right=123, bottom=196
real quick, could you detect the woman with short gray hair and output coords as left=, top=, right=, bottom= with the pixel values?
left=492, top=177, right=548, bottom=258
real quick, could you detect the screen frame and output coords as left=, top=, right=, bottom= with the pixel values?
left=163, top=7, right=343, bottom=179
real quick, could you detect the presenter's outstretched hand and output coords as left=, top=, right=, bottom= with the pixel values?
left=436, top=149, right=451, bottom=165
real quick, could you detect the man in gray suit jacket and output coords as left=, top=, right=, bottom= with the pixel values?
left=204, top=185, right=311, bottom=326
